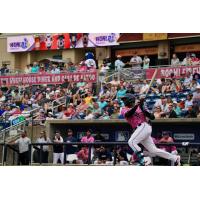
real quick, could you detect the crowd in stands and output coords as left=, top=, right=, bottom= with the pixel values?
left=1, top=68, right=200, bottom=126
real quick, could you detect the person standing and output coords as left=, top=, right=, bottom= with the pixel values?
left=114, top=55, right=125, bottom=72
left=129, top=52, right=142, bottom=70
left=64, top=129, right=78, bottom=163
left=14, top=131, right=31, bottom=165
left=143, top=55, right=150, bottom=69
left=35, top=131, right=51, bottom=163
left=53, top=131, right=64, bottom=164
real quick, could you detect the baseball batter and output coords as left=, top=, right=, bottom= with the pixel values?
left=121, top=93, right=181, bottom=166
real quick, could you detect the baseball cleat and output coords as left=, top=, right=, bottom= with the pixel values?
left=175, top=155, right=181, bottom=166
left=144, top=156, right=152, bottom=166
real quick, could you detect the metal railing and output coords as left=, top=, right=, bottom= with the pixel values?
left=51, top=96, right=66, bottom=115
left=1, top=141, right=200, bottom=166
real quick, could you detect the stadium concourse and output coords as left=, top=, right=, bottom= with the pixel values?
left=1, top=52, right=200, bottom=166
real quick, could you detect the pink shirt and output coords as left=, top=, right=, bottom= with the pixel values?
left=121, top=106, right=146, bottom=129
left=81, top=136, right=95, bottom=143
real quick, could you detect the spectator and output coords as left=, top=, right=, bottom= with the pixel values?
left=183, top=72, right=193, bottom=88
left=185, top=94, right=193, bottom=110
left=185, top=105, right=197, bottom=118
left=84, top=92, right=93, bottom=105
left=173, top=101, right=182, bottom=117
left=67, top=62, right=76, bottom=72
left=192, top=85, right=200, bottom=105
left=165, top=103, right=177, bottom=118
left=171, top=53, right=180, bottom=66
left=143, top=55, right=150, bottom=69
left=0, top=64, right=9, bottom=75
left=53, top=131, right=64, bottom=164
left=139, top=80, right=149, bottom=94
left=159, top=131, right=178, bottom=166
left=63, top=103, right=75, bottom=119
left=31, top=62, right=39, bottom=73
left=64, top=129, right=78, bottom=163
left=13, top=131, right=31, bottom=165
left=0, top=90, right=6, bottom=103
left=116, top=85, right=127, bottom=100
left=153, top=106, right=164, bottom=119
left=35, top=130, right=51, bottom=163
left=0, top=81, right=9, bottom=94
left=114, top=55, right=125, bottom=71
left=81, top=129, right=95, bottom=143
left=51, top=65, right=60, bottom=74
left=109, top=77, right=120, bottom=88
left=77, top=146, right=89, bottom=164
left=97, top=96, right=108, bottom=110
left=94, top=146, right=113, bottom=165
left=182, top=53, right=192, bottom=66
left=129, top=52, right=142, bottom=70
left=191, top=53, right=200, bottom=65
left=116, top=146, right=129, bottom=165
left=190, top=79, right=199, bottom=92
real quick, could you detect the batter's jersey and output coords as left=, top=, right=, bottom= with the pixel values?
left=121, top=106, right=146, bottom=129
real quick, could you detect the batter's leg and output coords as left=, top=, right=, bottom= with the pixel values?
left=128, top=123, right=150, bottom=165
left=141, top=136, right=178, bottom=163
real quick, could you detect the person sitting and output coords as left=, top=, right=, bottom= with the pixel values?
left=171, top=53, right=180, bottom=66
left=116, top=146, right=129, bottom=165
left=182, top=53, right=192, bottom=66
left=93, top=146, right=113, bottom=165
left=159, top=131, right=178, bottom=166
left=153, top=106, right=165, bottom=119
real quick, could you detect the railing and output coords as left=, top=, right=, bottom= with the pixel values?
left=1, top=141, right=200, bottom=166
left=51, top=96, right=66, bottom=115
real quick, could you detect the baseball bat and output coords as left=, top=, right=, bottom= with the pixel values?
left=145, top=68, right=158, bottom=97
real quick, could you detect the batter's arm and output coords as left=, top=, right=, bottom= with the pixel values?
left=139, top=99, right=155, bottom=120
left=124, top=104, right=139, bottom=118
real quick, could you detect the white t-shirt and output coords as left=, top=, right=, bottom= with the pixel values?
left=139, top=84, right=149, bottom=94
left=36, top=137, right=51, bottom=151
left=171, top=58, right=180, bottom=66
left=15, top=137, right=31, bottom=153
left=115, top=59, right=125, bottom=71
left=130, top=56, right=142, bottom=69
left=0, top=95, right=5, bottom=102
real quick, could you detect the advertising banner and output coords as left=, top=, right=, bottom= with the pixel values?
left=145, top=65, right=200, bottom=79
left=0, top=71, right=97, bottom=86
left=7, top=35, right=35, bottom=52
left=7, top=33, right=120, bottom=52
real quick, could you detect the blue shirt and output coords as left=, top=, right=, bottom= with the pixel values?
left=31, top=66, right=39, bottom=73
left=98, top=101, right=108, bottom=110
left=116, top=89, right=127, bottom=99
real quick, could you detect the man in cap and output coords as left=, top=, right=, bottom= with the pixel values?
left=121, top=93, right=181, bottom=166
left=13, top=130, right=31, bottom=165
left=114, top=55, right=125, bottom=72
left=53, top=130, right=64, bottom=164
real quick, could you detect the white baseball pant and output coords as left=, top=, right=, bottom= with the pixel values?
left=53, top=153, right=64, bottom=164
left=128, top=122, right=178, bottom=164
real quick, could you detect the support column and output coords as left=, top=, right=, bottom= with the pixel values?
left=157, top=41, right=170, bottom=65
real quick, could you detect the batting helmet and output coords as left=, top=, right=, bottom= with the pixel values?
left=121, top=93, right=136, bottom=106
